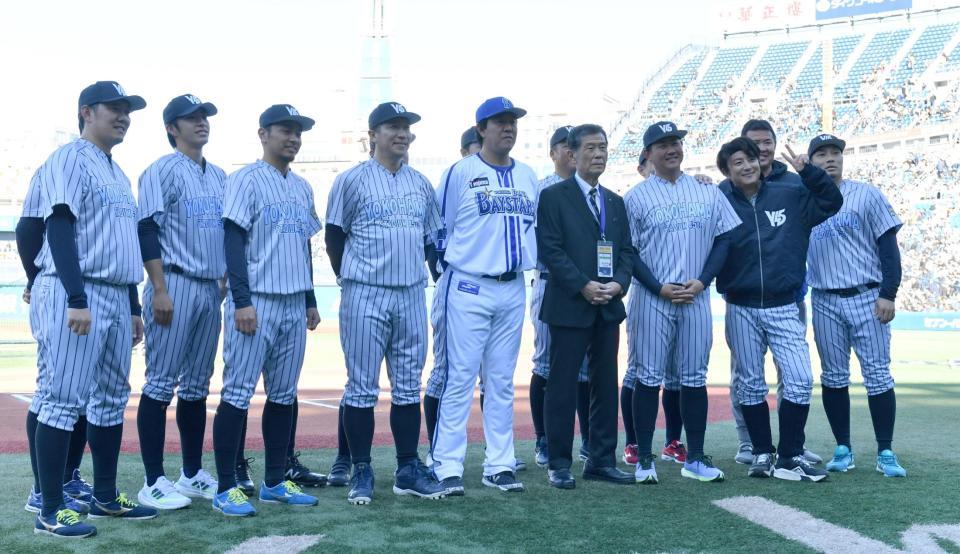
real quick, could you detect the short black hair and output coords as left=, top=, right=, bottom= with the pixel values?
left=740, top=119, right=777, bottom=143
left=716, top=137, right=761, bottom=175
left=567, top=124, right=607, bottom=151
left=166, top=120, right=181, bottom=149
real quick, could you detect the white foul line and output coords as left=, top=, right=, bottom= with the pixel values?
left=11, top=394, right=33, bottom=404
left=299, top=399, right=340, bottom=410
left=225, top=534, right=326, bottom=554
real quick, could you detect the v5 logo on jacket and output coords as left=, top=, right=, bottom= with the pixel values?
left=765, top=209, right=786, bottom=227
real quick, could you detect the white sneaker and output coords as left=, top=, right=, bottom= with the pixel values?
left=137, top=476, right=192, bottom=510
left=175, top=468, right=218, bottom=500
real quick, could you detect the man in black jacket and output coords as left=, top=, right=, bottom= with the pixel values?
left=536, top=124, right=635, bottom=489
left=715, top=137, right=842, bottom=482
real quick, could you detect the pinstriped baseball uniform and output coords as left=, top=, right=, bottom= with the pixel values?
left=808, top=179, right=902, bottom=395
left=35, top=138, right=142, bottom=431
left=24, top=167, right=49, bottom=416
left=530, top=172, right=588, bottom=382
left=325, top=159, right=441, bottom=408
left=220, top=160, right=321, bottom=409
left=624, top=173, right=741, bottom=389
left=138, top=151, right=227, bottom=403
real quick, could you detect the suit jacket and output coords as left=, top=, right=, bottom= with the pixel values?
left=536, top=177, right=634, bottom=328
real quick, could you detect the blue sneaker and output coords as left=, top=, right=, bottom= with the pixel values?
left=347, top=462, right=375, bottom=505
left=535, top=437, right=549, bottom=468
left=213, top=487, right=257, bottom=517
left=88, top=491, right=158, bottom=520
left=680, top=455, right=725, bottom=482
left=62, top=469, right=93, bottom=505
left=34, top=509, right=97, bottom=538
left=259, top=480, right=318, bottom=506
left=876, top=450, right=906, bottom=478
left=826, top=445, right=856, bottom=472
left=393, top=461, right=446, bottom=499
left=25, top=489, right=90, bottom=514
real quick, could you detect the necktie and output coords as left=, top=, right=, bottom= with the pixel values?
left=588, top=188, right=601, bottom=223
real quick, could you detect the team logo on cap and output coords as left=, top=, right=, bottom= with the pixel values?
left=286, top=105, right=300, bottom=116
left=819, top=134, right=835, bottom=141
left=502, top=98, right=513, bottom=109
left=185, top=95, right=201, bottom=105
left=659, top=123, right=674, bottom=133
left=390, top=103, right=407, bottom=114
left=113, top=83, right=126, bottom=96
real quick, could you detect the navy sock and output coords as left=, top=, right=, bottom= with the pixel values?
left=391, top=402, right=421, bottom=465
left=176, top=397, right=207, bottom=478
left=631, top=384, right=660, bottom=457
left=27, top=411, right=41, bottom=492
left=740, top=402, right=774, bottom=455
left=343, top=405, right=375, bottom=465
left=64, top=415, right=87, bottom=482
left=35, top=422, right=70, bottom=516
left=868, top=389, right=896, bottom=453
left=776, top=399, right=809, bottom=459
left=662, top=388, right=683, bottom=445
left=137, top=394, right=168, bottom=486
left=423, top=395, right=439, bottom=449
left=236, top=412, right=248, bottom=463
left=337, top=404, right=351, bottom=458
left=821, top=385, right=851, bottom=448
left=621, top=386, right=636, bottom=445
left=680, top=386, right=707, bottom=460
left=530, top=375, right=547, bottom=439
left=262, top=401, right=294, bottom=487
left=577, top=381, right=590, bottom=443
left=287, top=397, right=299, bottom=459
left=213, top=402, right=246, bottom=493
left=86, top=423, right=123, bottom=502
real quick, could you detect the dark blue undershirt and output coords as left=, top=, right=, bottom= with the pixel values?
left=877, top=227, right=901, bottom=301
left=15, top=216, right=44, bottom=289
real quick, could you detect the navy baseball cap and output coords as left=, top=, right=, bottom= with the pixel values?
left=638, top=153, right=648, bottom=166
left=259, top=104, right=315, bottom=131
left=460, top=127, right=480, bottom=149
left=78, top=81, right=146, bottom=111
left=163, top=94, right=217, bottom=124
left=550, top=126, right=573, bottom=147
left=643, top=121, right=687, bottom=149
left=368, top=101, right=421, bottom=129
left=475, top=96, right=527, bottom=124
left=808, top=133, right=846, bottom=157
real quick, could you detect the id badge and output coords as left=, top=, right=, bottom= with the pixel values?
left=597, top=241, right=614, bottom=278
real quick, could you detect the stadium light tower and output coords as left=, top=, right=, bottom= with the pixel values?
left=358, top=0, right=393, bottom=121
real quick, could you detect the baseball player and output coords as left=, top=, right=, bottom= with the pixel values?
left=431, top=96, right=538, bottom=495
left=715, top=136, right=841, bottom=482
left=460, top=127, right=481, bottom=157
left=17, top=168, right=93, bottom=517
left=529, top=125, right=592, bottom=468
left=133, top=94, right=225, bottom=510
left=211, top=104, right=322, bottom=517
left=728, top=119, right=822, bottom=467
left=625, top=122, right=741, bottom=485
left=806, top=134, right=906, bottom=478
left=324, top=101, right=445, bottom=505
left=32, top=81, right=157, bottom=539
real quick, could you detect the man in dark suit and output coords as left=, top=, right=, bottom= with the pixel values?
left=536, top=124, right=635, bottom=489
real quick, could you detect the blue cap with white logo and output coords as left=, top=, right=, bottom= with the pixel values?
left=549, top=125, right=573, bottom=147
left=642, top=121, right=687, bottom=149
left=807, top=133, right=846, bottom=157
left=368, top=101, right=421, bottom=129
left=475, top=96, right=527, bottom=124
left=259, top=104, right=315, bottom=131
left=163, top=94, right=218, bottom=124
left=78, top=81, right=146, bottom=112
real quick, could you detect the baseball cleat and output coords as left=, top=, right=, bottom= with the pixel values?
left=212, top=487, right=256, bottom=517
left=175, top=468, right=218, bottom=499
left=285, top=451, right=327, bottom=487
left=634, top=454, right=659, bottom=484
left=734, top=443, right=754, bottom=465
left=482, top=471, right=524, bottom=492
left=774, top=456, right=829, bottom=482
left=535, top=437, right=549, bottom=468
left=259, top=480, right=319, bottom=506
left=393, top=460, right=447, bottom=499
left=662, top=440, right=688, bottom=464
left=748, top=453, right=775, bottom=478
left=88, top=491, right=159, bottom=519
left=137, top=476, right=192, bottom=510
left=623, top=444, right=639, bottom=465
left=681, top=455, right=724, bottom=482
left=440, top=476, right=465, bottom=497
left=327, top=456, right=352, bottom=487
left=235, top=457, right=256, bottom=497
left=34, top=509, right=97, bottom=539
left=515, top=458, right=528, bottom=472
left=25, top=489, right=91, bottom=515
left=826, top=445, right=856, bottom=472
left=876, top=450, right=906, bottom=478
left=802, top=447, right=823, bottom=465
left=63, top=469, right=93, bottom=505
left=347, top=462, right=375, bottom=505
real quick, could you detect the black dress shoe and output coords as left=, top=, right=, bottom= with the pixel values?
left=582, top=464, right=633, bottom=484
left=548, top=469, right=576, bottom=489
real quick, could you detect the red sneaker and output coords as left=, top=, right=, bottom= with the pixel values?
left=661, top=440, right=688, bottom=464
left=622, top=444, right=639, bottom=465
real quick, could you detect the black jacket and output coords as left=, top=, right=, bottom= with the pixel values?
left=536, top=177, right=634, bottom=328
left=717, top=164, right=842, bottom=308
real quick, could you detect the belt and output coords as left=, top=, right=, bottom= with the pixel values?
left=481, top=271, right=518, bottom=282
left=165, top=265, right=216, bottom=282
left=823, top=282, right=879, bottom=298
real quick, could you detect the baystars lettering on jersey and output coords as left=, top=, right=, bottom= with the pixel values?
left=436, top=154, right=539, bottom=276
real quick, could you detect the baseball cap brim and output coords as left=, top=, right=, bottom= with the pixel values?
left=808, top=138, right=846, bottom=158
left=85, top=94, right=147, bottom=112
left=477, top=106, right=527, bottom=124
left=165, top=102, right=218, bottom=124
left=262, top=114, right=315, bottom=132
left=371, top=111, right=421, bottom=129
left=644, top=129, right=687, bottom=149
